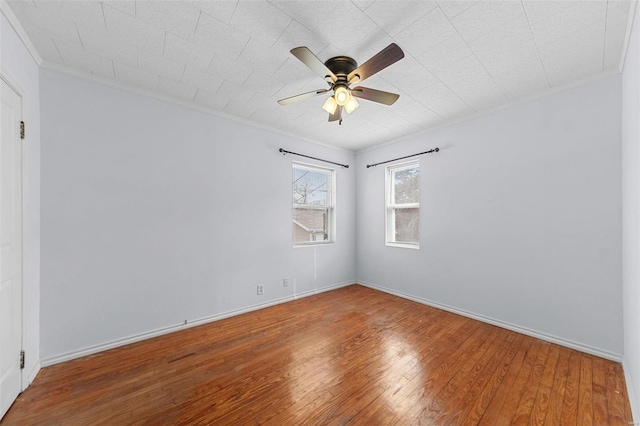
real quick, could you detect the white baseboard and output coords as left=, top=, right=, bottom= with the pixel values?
left=28, top=362, right=40, bottom=385
left=22, top=361, right=41, bottom=391
left=41, top=281, right=354, bottom=367
left=358, top=281, right=623, bottom=363
left=624, top=359, right=639, bottom=424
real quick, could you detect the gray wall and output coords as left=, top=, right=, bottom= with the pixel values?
left=622, top=2, right=640, bottom=420
left=1, top=11, right=41, bottom=384
left=40, top=70, right=356, bottom=361
left=356, top=76, right=623, bottom=359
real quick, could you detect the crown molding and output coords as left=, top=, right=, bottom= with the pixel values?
left=0, top=1, right=42, bottom=66
left=619, top=0, right=639, bottom=73
left=357, top=67, right=622, bottom=155
left=40, top=60, right=355, bottom=156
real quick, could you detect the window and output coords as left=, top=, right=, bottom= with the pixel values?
left=386, top=160, right=420, bottom=248
left=292, top=163, right=335, bottom=245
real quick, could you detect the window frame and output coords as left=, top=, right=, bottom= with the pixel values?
left=385, top=160, right=420, bottom=249
left=292, top=161, right=336, bottom=247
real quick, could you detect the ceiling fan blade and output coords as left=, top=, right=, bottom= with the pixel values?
left=351, top=87, right=400, bottom=106
left=328, top=105, right=343, bottom=122
left=277, top=89, right=330, bottom=105
left=347, top=43, right=404, bottom=84
left=291, top=47, right=338, bottom=82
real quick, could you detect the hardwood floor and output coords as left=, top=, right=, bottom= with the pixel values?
left=2, top=285, right=632, bottom=425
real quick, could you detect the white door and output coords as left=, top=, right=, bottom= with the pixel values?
left=0, top=78, right=23, bottom=420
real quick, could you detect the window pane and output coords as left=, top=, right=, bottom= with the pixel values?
left=293, top=168, right=330, bottom=206
left=293, top=207, right=329, bottom=243
left=292, top=163, right=334, bottom=245
left=393, top=167, right=419, bottom=204
left=395, top=208, right=419, bottom=243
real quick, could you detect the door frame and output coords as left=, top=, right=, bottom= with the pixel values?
left=1, top=70, right=30, bottom=391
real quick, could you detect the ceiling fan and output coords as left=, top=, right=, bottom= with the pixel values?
left=277, top=43, right=405, bottom=125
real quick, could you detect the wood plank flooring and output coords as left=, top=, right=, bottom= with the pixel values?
left=1, top=285, right=632, bottom=425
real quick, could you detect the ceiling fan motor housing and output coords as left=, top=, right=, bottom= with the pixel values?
left=324, top=56, right=358, bottom=82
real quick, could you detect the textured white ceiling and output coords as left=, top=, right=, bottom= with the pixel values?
left=7, top=0, right=635, bottom=151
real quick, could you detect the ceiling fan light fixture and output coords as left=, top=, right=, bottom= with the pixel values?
left=323, top=96, right=338, bottom=114
left=344, top=96, right=359, bottom=114
left=277, top=44, right=405, bottom=124
left=334, top=86, right=350, bottom=106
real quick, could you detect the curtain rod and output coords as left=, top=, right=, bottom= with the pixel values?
left=366, top=147, right=439, bottom=168
left=279, top=148, right=349, bottom=169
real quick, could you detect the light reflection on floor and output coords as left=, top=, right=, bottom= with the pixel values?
left=286, top=334, right=338, bottom=422
left=282, top=322, right=427, bottom=423
left=378, top=330, right=425, bottom=418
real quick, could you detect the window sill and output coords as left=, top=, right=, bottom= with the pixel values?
left=386, top=242, right=419, bottom=250
left=294, top=242, right=335, bottom=248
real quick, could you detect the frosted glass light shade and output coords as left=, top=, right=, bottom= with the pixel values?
left=344, top=96, right=359, bottom=114
left=334, top=86, right=349, bottom=106
left=323, top=96, right=338, bottom=114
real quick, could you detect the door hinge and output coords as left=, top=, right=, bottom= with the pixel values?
left=20, top=350, right=25, bottom=369
left=20, top=121, right=25, bottom=140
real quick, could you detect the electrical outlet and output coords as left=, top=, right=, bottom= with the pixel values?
left=257, top=284, right=264, bottom=295
left=283, top=278, right=289, bottom=287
